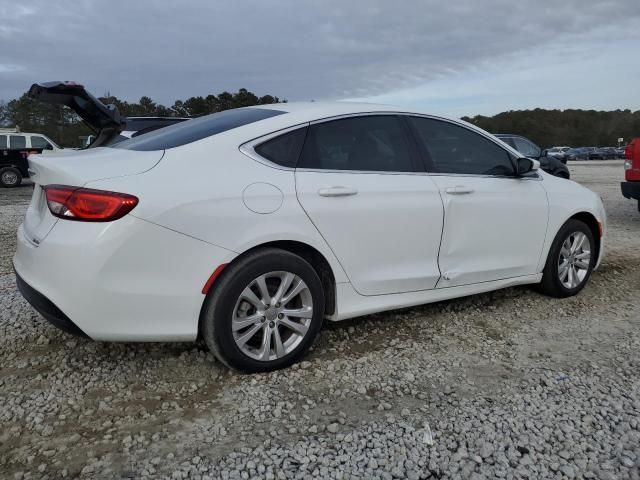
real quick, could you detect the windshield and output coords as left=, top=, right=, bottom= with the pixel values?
left=112, top=107, right=285, bottom=151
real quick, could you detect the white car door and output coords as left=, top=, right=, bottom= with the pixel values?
left=407, top=116, right=549, bottom=288
left=295, top=114, right=444, bottom=296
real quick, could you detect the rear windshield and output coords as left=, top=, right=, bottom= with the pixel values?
left=124, top=117, right=189, bottom=132
left=113, top=108, right=285, bottom=151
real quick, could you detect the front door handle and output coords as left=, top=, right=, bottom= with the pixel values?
left=444, top=185, right=475, bottom=195
left=318, top=186, right=358, bottom=197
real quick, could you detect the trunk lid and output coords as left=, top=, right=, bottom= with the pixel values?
left=28, top=81, right=125, bottom=147
left=23, top=148, right=163, bottom=245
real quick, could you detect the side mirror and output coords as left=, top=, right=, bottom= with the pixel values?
left=516, top=157, right=540, bottom=176
left=540, top=148, right=548, bottom=158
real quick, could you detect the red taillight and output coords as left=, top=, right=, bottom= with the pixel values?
left=43, top=185, right=138, bottom=222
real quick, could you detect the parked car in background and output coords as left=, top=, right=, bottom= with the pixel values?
left=0, top=129, right=64, bottom=187
left=494, top=134, right=570, bottom=178
left=547, top=146, right=571, bottom=163
left=566, top=147, right=589, bottom=161
left=14, top=103, right=605, bottom=372
left=29, top=81, right=189, bottom=148
left=583, top=147, right=599, bottom=159
left=588, top=147, right=617, bottom=160
left=588, top=148, right=605, bottom=160
left=600, top=147, right=619, bottom=159
left=622, top=138, right=640, bottom=211
left=615, top=147, right=626, bottom=158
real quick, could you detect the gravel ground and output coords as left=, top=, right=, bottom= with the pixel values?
left=1, top=161, right=639, bottom=479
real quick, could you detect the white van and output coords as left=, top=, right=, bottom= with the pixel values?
left=0, top=131, right=63, bottom=152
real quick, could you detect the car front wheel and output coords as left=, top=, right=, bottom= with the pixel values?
left=538, top=219, right=596, bottom=298
left=201, top=248, right=325, bottom=373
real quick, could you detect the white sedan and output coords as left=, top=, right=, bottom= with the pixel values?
left=14, top=103, right=606, bottom=372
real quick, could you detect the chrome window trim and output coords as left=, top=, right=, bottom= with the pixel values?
left=295, top=168, right=423, bottom=176
left=239, top=111, right=540, bottom=180
left=308, top=111, right=404, bottom=125
left=427, top=171, right=542, bottom=181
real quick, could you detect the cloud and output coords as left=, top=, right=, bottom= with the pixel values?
left=350, top=20, right=640, bottom=116
left=0, top=0, right=638, bottom=115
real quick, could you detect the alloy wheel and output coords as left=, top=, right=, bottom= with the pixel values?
left=557, top=231, right=591, bottom=289
left=232, top=271, right=313, bottom=361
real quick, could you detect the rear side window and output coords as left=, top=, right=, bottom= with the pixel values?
left=30, top=136, right=51, bottom=149
left=409, top=117, right=515, bottom=176
left=113, top=108, right=285, bottom=151
left=254, top=127, right=307, bottom=168
left=0, top=135, right=6, bottom=149
left=298, top=115, right=415, bottom=172
left=10, top=135, right=26, bottom=149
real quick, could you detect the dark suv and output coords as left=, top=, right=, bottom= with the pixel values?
left=494, top=134, right=570, bottom=179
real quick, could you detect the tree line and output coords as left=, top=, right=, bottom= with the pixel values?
left=462, top=108, right=640, bottom=148
left=1, top=86, right=638, bottom=148
left=0, top=88, right=284, bottom=147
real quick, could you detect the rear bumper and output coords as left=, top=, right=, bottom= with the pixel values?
left=13, top=216, right=236, bottom=342
left=621, top=182, right=640, bottom=200
left=15, top=270, right=89, bottom=337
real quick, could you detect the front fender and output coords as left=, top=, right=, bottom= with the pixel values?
left=537, top=173, right=605, bottom=272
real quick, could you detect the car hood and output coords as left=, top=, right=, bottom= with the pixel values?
left=28, top=81, right=125, bottom=147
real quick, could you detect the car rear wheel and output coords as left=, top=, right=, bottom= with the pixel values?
left=0, top=167, right=22, bottom=187
left=538, top=219, right=595, bottom=298
left=201, top=248, right=325, bottom=373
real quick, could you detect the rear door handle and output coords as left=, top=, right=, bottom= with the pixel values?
left=318, top=186, right=358, bottom=197
left=444, top=185, right=474, bottom=195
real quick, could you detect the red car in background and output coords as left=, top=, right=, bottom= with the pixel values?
left=622, top=138, right=640, bottom=211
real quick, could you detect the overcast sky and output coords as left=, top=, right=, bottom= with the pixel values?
left=1, top=0, right=639, bottom=117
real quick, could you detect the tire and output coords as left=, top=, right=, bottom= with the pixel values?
left=538, top=219, right=596, bottom=298
left=0, top=167, right=22, bottom=187
left=201, top=248, right=325, bottom=373
left=556, top=170, right=570, bottom=180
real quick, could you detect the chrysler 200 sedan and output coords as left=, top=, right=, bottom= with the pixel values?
left=14, top=103, right=606, bottom=372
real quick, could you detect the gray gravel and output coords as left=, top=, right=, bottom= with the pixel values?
left=1, top=161, right=639, bottom=479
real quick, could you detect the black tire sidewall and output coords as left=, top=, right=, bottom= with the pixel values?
left=202, top=249, right=325, bottom=373
left=0, top=168, right=21, bottom=187
left=543, top=219, right=596, bottom=296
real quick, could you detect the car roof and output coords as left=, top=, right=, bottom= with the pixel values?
left=112, top=101, right=525, bottom=157
left=242, top=101, right=487, bottom=136
left=251, top=101, right=406, bottom=119
left=222, top=102, right=513, bottom=147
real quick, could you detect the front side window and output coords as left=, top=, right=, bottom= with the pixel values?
left=0, top=135, right=7, bottom=149
left=298, top=115, right=415, bottom=172
left=512, top=137, right=541, bottom=158
left=409, top=117, right=515, bottom=176
left=9, top=135, right=26, bottom=149
left=30, top=136, right=51, bottom=149
left=496, top=136, right=516, bottom=149
left=254, top=127, right=307, bottom=168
